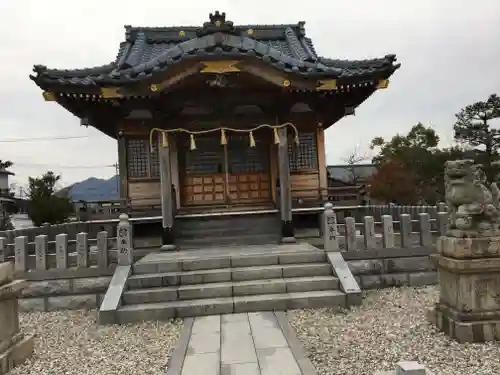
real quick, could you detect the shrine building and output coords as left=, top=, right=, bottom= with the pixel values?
left=30, top=11, right=400, bottom=248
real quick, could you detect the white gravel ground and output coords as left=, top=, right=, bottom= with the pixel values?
left=10, top=310, right=183, bottom=375
left=287, top=286, right=500, bottom=375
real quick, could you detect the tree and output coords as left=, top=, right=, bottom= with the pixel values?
left=368, top=159, right=420, bottom=204
left=341, top=145, right=370, bottom=184
left=453, top=94, right=500, bottom=181
left=369, top=123, right=465, bottom=204
left=0, top=160, right=13, bottom=170
left=27, top=171, right=73, bottom=227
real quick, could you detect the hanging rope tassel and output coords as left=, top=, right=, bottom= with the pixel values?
left=294, top=132, right=300, bottom=146
left=273, top=128, right=280, bottom=144
left=249, top=131, right=256, bottom=148
left=220, top=128, right=227, bottom=145
left=161, top=131, right=169, bottom=148
left=190, top=134, right=197, bottom=150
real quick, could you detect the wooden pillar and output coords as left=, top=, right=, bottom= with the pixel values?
left=117, top=134, right=128, bottom=200
left=159, top=134, right=176, bottom=250
left=277, top=127, right=295, bottom=242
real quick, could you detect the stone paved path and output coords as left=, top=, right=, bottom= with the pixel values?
left=179, top=312, right=310, bottom=375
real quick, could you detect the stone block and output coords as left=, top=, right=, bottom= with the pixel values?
left=117, top=305, right=175, bottom=324
left=221, top=363, right=260, bottom=375
left=231, top=254, right=278, bottom=267
left=285, top=276, right=338, bottom=293
left=256, top=347, right=301, bottom=375
left=408, top=272, right=437, bottom=286
left=181, top=352, right=220, bottom=375
left=278, top=252, right=325, bottom=264
left=0, top=263, right=13, bottom=286
left=176, top=298, right=233, bottom=317
left=360, top=275, right=382, bottom=289
left=72, top=277, right=111, bottom=294
left=123, top=288, right=177, bottom=304
left=179, top=283, right=231, bottom=300
left=234, top=294, right=287, bottom=313
left=348, top=259, right=384, bottom=275
left=232, top=266, right=282, bottom=281
left=0, top=335, right=34, bottom=375
left=384, top=257, right=434, bottom=273
left=182, top=257, right=230, bottom=271
left=21, top=280, right=71, bottom=297
left=438, top=235, right=500, bottom=259
left=18, top=298, right=45, bottom=312
left=287, top=291, right=346, bottom=309
left=233, top=280, right=286, bottom=296
left=47, top=294, right=97, bottom=310
left=181, top=270, right=230, bottom=285
left=0, top=300, right=17, bottom=342
left=396, top=361, right=426, bottom=375
left=282, top=264, right=330, bottom=278
left=380, top=273, right=409, bottom=288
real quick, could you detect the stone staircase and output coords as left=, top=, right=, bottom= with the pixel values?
left=174, top=212, right=281, bottom=249
left=114, top=243, right=347, bottom=324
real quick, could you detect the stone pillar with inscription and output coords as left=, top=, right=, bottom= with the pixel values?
left=0, top=262, right=34, bottom=374
left=323, top=202, right=339, bottom=251
left=430, top=159, right=500, bottom=342
left=117, top=214, right=133, bottom=266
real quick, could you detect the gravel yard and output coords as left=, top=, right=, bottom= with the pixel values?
left=287, top=286, right=500, bottom=375
left=10, top=310, right=183, bottom=375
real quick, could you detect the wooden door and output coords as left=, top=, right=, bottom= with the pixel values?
left=226, top=134, right=271, bottom=204
left=180, top=135, right=226, bottom=206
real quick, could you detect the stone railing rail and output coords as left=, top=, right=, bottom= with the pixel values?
left=0, top=214, right=134, bottom=279
left=321, top=204, right=447, bottom=252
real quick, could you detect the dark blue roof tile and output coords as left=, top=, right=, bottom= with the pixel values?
left=31, top=14, right=400, bottom=89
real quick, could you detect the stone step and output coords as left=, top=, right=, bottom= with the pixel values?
left=117, top=290, right=346, bottom=323
left=175, top=214, right=279, bottom=231
left=176, top=233, right=281, bottom=249
left=177, top=225, right=279, bottom=239
left=123, top=275, right=339, bottom=304
left=132, top=249, right=327, bottom=274
left=128, top=263, right=333, bottom=288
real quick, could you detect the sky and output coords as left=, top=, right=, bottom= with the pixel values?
left=1, top=0, right=499, bottom=192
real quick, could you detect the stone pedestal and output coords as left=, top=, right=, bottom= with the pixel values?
left=430, top=236, right=500, bottom=342
left=0, top=262, right=34, bottom=374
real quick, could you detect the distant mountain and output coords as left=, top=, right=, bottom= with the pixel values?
left=57, top=176, right=120, bottom=202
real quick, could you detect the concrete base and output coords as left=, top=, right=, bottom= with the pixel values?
left=281, top=237, right=297, bottom=244
left=160, top=244, right=177, bottom=251
left=0, top=335, right=34, bottom=375
left=431, top=235, right=500, bottom=342
left=431, top=303, right=500, bottom=342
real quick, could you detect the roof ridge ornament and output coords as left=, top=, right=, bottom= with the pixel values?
left=197, top=11, right=236, bottom=37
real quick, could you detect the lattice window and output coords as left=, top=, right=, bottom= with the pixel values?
left=288, top=132, right=318, bottom=171
left=184, top=136, right=223, bottom=175
left=227, top=135, right=267, bottom=173
left=126, top=137, right=160, bottom=178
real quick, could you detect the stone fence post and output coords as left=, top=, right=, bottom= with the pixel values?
left=0, top=237, right=5, bottom=262
left=117, top=214, right=133, bottom=266
left=323, top=203, right=339, bottom=251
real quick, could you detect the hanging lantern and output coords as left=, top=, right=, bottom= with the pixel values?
left=190, top=134, right=197, bottom=150
left=249, top=131, right=256, bottom=148
left=220, top=128, right=227, bottom=145
left=273, top=128, right=280, bottom=144
left=161, top=131, right=169, bottom=148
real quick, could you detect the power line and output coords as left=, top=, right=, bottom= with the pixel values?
left=14, top=163, right=115, bottom=169
left=0, top=135, right=96, bottom=143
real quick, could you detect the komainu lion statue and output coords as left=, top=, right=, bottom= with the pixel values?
left=445, top=159, right=500, bottom=237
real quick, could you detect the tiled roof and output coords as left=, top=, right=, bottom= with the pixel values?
left=30, top=11, right=400, bottom=89
left=327, top=164, right=377, bottom=183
